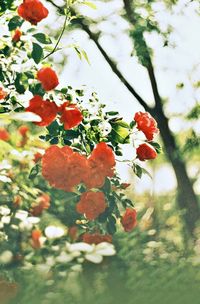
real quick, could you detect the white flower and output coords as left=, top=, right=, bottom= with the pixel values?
left=0, top=250, right=13, bottom=264
left=0, top=175, right=12, bottom=183
left=45, top=226, right=65, bottom=239
left=56, top=252, right=74, bottom=263
left=15, top=210, right=28, bottom=221
left=67, top=242, right=94, bottom=253
left=0, top=206, right=10, bottom=216
left=95, top=242, right=116, bottom=256
left=1, top=216, right=11, bottom=224
left=85, top=253, right=103, bottom=264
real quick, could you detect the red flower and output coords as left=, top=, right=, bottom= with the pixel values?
left=31, top=229, right=42, bottom=249
left=42, top=145, right=88, bottom=191
left=134, top=111, right=159, bottom=141
left=0, top=128, right=10, bottom=141
left=76, top=191, right=107, bottom=220
left=37, top=67, right=59, bottom=91
left=84, top=159, right=107, bottom=189
left=83, top=233, right=112, bottom=244
left=42, top=145, right=71, bottom=191
left=31, top=193, right=50, bottom=216
left=18, top=125, right=29, bottom=137
left=33, top=152, right=43, bottom=163
left=121, top=208, right=137, bottom=232
left=84, top=142, right=116, bottom=189
left=136, top=143, right=157, bottom=161
left=59, top=102, right=83, bottom=130
left=12, top=29, right=22, bottom=42
left=26, top=95, right=58, bottom=127
left=0, top=87, right=7, bottom=100
left=17, top=0, right=49, bottom=25
left=90, top=142, right=115, bottom=171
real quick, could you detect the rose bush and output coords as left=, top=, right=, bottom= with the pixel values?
left=0, top=0, right=162, bottom=290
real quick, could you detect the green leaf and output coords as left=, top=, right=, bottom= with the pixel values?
left=82, top=1, right=97, bottom=9
left=47, top=120, right=60, bottom=136
left=14, top=73, right=28, bottom=94
left=149, top=141, right=162, bottom=154
left=8, top=16, right=23, bottom=31
left=33, top=33, right=52, bottom=44
left=31, top=43, right=43, bottom=64
left=107, top=216, right=117, bottom=234
left=133, top=164, right=143, bottom=178
left=106, top=111, right=119, bottom=116
left=101, top=177, right=111, bottom=194
left=110, top=120, right=130, bottom=144
left=29, top=164, right=40, bottom=180
left=0, top=140, right=12, bottom=161
left=130, top=120, right=136, bottom=128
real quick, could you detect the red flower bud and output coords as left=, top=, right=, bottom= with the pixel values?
left=31, top=229, right=42, bottom=249
left=12, top=29, right=22, bottom=42
left=26, top=95, right=58, bottom=127
left=18, top=0, right=49, bottom=25
left=18, top=125, right=29, bottom=137
left=0, top=87, right=7, bottom=100
left=59, top=102, right=83, bottom=130
left=136, top=143, right=157, bottom=161
left=0, top=128, right=10, bottom=141
left=37, top=67, right=59, bottom=91
left=121, top=208, right=137, bottom=232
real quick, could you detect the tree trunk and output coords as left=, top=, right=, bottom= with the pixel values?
left=153, top=107, right=200, bottom=235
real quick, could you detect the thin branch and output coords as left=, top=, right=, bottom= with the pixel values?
left=43, top=14, right=68, bottom=60
left=80, top=21, right=153, bottom=114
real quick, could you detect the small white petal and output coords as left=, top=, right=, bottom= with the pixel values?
left=68, top=242, right=94, bottom=253
left=95, top=243, right=116, bottom=256
left=45, top=226, right=65, bottom=239
left=85, top=253, right=103, bottom=264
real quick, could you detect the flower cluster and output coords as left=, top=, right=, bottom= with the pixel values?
left=42, top=142, right=115, bottom=192
left=133, top=112, right=159, bottom=161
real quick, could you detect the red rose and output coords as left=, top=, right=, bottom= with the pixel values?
left=37, top=67, right=59, bottom=91
left=121, top=208, right=137, bottom=232
left=26, top=95, right=58, bottom=127
left=42, top=145, right=88, bottom=191
left=0, top=87, right=7, bottom=100
left=84, top=159, right=107, bottom=189
left=82, top=233, right=112, bottom=244
left=31, top=229, right=42, bottom=249
left=17, top=0, right=49, bottom=25
left=18, top=125, right=29, bottom=137
left=90, top=142, right=115, bottom=171
left=136, top=143, right=157, bottom=161
left=134, top=111, right=159, bottom=141
left=0, top=128, right=10, bottom=141
left=84, top=142, right=116, bottom=189
left=76, top=191, right=107, bottom=220
left=59, top=102, right=83, bottom=130
left=42, top=145, right=71, bottom=191
left=12, top=29, right=22, bottom=42
left=31, top=193, right=50, bottom=216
